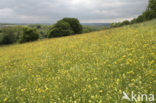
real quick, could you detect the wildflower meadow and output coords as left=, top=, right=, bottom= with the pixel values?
left=0, top=20, right=155, bottom=103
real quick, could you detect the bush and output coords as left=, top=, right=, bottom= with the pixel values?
left=19, top=27, right=39, bottom=43
left=62, top=18, right=83, bottom=34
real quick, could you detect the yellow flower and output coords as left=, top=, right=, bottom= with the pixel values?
left=103, top=61, right=107, bottom=64
left=122, top=55, right=126, bottom=58
left=99, top=100, right=102, bottom=103
left=123, top=74, right=126, bottom=78
left=127, top=71, right=134, bottom=75
left=99, top=90, right=103, bottom=93
left=149, top=60, right=154, bottom=65
left=91, top=95, right=95, bottom=99
left=45, top=85, right=49, bottom=91
left=131, top=79, right=135, bottom=82
left=3, top=97, right=8, bottom=102
left=21, top=88, right=27, bottom=92
left=114, top=61, right=117, bottom=64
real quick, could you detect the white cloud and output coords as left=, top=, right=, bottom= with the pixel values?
left=0, top=8, right=15, bottom=17
left=0, top=0, right=148, bottom=23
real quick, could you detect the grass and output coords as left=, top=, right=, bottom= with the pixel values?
left=0, top=20, right=156, bottom=103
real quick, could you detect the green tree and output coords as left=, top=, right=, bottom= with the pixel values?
left=148, top=0, right=156, bottom=11
left=121, top=20, right=130, bottom=25
left=138, top=0, right=156, bottom=21
left=130, top=0, right=156, bottom=24
left=48, top=20, right=74, bottom=38
left=148, top=0, right=156, bottom=18
left=0, top=27, right=17, bottom=44
left=62, top=18, right=83, bottom=34
left=19, top=27, right=39, bottom=43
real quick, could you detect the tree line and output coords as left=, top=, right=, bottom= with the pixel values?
left=111, top=0, right=156, bottom=27
left=0, top=18, right=83, bottom=45
left=0, top=18, right=108, bottom=45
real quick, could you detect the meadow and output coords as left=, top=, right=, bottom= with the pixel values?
left=0, top=19, right=155, bottom=103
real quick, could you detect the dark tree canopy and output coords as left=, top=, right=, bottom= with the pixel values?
left=62, top=18, right=83, bottom=34
left=20, top=27, right=39, bottom=43
left=0, top=27, right=17, bottom=44
left=148, top=0, right=156, bottom=10
left=48, top=20, right=73, bottom=37
left=48, top=18, right=82, bottom=38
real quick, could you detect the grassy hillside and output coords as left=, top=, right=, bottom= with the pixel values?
left=0, top=20, right=155, bottom=103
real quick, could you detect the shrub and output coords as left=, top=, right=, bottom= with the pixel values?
left=48, top=20, right=74, bottom=38
left=19, top=27, right=39, bottom=43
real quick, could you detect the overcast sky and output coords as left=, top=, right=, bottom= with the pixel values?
left=0, top=0, right=148, bottom=23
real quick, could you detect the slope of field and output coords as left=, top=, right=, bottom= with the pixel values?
left=0, top=20, right=156, bottom=103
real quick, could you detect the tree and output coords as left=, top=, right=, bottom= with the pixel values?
left=136, top=15, right=145, bottom=23
left=137, top=0, right=156, bottom=21
left=148, top=0, right=156, bottom=11
left=121, top=20, right=130, bottom=25
left=19, top=27, right=39, bottom=43
left=0, top=27, right=17, bottom=44
left=48, top=20, right=74, bottom=38
left=129, top=0, right=156, bottom=24
left=48, top=18, right=82, bottom=38
left=148, top=0, right=156, bottom=18
left=62, top=18, right=83, bottom=34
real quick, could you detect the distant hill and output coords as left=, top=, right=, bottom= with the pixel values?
left=82, top=23, right=111, bottom=26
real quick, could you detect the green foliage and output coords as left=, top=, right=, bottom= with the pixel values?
left=133, top=0, right=156, bottom=22
left=28, top=24, right=53, bottom=39
left=111, top=0, right=156, bottom=27
left=0, top=26, right=39, bottom=44
left=0, top=27, right=19, bottom=44
left=111, top=20, right=130, bottom=28
left=148, top=0, right=156, bottom=10
left=19, top=27, right=39, bottom=43
left=82, top=25, right=109, bottom=33
left=136, top=15, right=145, bottom=23
left=48, top=20, right=74, bottom=38
left=62, top=18, right=83, bottom=34
left=48, top=18, right=82, bottom=38
left=121, top=20, right=130, bottom=25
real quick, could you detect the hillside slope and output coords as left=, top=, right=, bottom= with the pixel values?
left=0, top=20, right=156, bottom=103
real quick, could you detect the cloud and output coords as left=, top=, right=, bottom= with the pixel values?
left=0, top=0, right=148, bottom=23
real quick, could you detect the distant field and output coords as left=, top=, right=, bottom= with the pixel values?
left=0, top=20, right=155, bottom=103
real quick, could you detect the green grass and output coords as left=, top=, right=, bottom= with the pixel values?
left=0, top=20, right=156, bottom=103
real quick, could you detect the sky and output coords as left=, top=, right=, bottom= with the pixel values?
left=0, top=0, right=148, bottom=23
